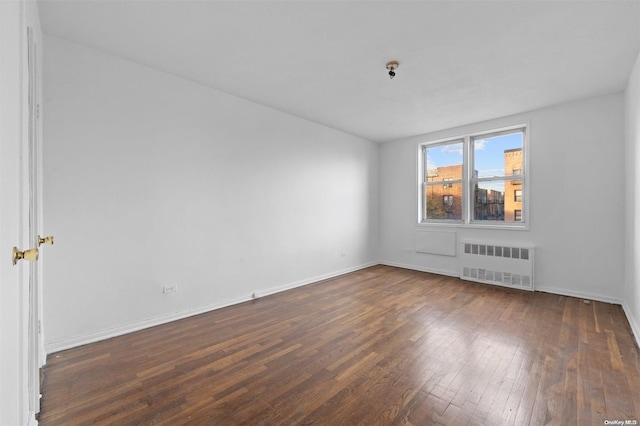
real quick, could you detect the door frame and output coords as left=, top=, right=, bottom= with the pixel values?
left=27, top=21, right=45, bottom=418
left=0, top=0, right=44, bottom=424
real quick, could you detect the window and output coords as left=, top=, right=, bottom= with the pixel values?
left=419, top=125, right=527, bottom=227
left=422, top=139, right=464, bottom=220
left=514, top=189, right=522, bottom=202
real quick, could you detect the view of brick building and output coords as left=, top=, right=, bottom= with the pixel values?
left=425, top=148, right=522, bottom=222
left=425, top=164, right=463, bottom=219
left=504, top=148, right=523, bottom=222
left=474, top=186, right=504, bottom=220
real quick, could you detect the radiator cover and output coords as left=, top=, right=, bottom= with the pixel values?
left=459, top=241, right=534, bottom=291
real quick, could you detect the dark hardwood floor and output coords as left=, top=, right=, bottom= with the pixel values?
left=39, top=265, right=640, bottom=425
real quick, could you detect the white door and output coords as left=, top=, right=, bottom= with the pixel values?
left=0, top=1, right=44, bottom=424
left=27, top=24, right=45, bottom=417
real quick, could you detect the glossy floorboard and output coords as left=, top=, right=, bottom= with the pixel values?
left=39, top=265, right=640, bottom=425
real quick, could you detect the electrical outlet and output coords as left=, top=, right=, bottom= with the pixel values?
left=163, top=284, right=177, bottom=294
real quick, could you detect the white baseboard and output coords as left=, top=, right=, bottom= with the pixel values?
left=534, top=285, right=624, bottom=305
left=622, top=301, right=640, bottom=347
left=28, top=412, right=38, bottom=426
left=45, top=295, right=248, bottom=353
left=379, top=261, right=459, bottom=278
left=382, top=261, right=625, bottom=305
left=382, top=262, right=637, bottom=344
left=248, top=261, right=378, bottom=298
left=45, top=261, right=639, bottom=354
left=45, top=262, right=377, bottom=354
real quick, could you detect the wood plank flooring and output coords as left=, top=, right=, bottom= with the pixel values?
left=38, top=265, right=640, bottom=425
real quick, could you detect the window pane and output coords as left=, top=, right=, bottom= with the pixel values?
left=425, top=141, right=463, bottom=182
left=425, top=182, right=463, bottom=220
left=514, top=189, right=522, bottom=202
left=473, top=131, right=523, bottom=178
left=473, top=181, right=505, bottom=221
left=419, top=126, right=526, bottom=226
left=473, top=179, right=523, bottom=222
left=505, top=180, right=523, bottom=221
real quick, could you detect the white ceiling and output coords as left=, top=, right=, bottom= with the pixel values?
left=38, top=0, right=640, bottom=143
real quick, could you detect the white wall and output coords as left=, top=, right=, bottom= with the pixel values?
left=0, top=3, right=28, bottom=423
left=43, top=36, right=379, bottom=352
left=380, top=93, right=626, bottom=303
left=625, top=50, right=640, bottom=340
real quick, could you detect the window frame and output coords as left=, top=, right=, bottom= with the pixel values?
left=514, top=209, right=522, bottom=222
left=420, top=138, right=466, bottom=224
left=514, top=189, right=522, bottom=202
left=443, top=195, right=454, bottom=207
left=418, top=124, right=529, bottom=229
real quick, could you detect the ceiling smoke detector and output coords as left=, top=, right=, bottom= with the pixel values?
left=386, top=61, right=399, bottom=79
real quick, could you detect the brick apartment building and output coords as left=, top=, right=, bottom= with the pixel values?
left=425, top=148, right=522, bottom=222
left=504, top=148, right=523, bottom=222
left=426, top=164, right=464, bottom=219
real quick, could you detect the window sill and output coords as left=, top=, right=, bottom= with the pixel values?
left=418, top=221, right=529, bottom=231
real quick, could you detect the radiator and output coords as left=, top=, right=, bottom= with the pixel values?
left=459, top=241, right=534, bottom=291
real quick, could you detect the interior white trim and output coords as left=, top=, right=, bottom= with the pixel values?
left=381, top=262, right=627, bottom=308
left=622, top=301, right=640, bottom=347
left=379, top=261, right=459, bottom=278
left=45, top=262, right=377, bottom=354
left=45, top=260, right=639, bottom=368
left=533, top=285, right=624, bottom=306
left=28, top=414, right=38, bottom=426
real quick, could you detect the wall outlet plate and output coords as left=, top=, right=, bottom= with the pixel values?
left=163, top=284, right=177, bottom=294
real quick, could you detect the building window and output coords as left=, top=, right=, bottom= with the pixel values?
left=419, top=125, right=527, bottom=227
left=514, top=210, right=522, bottom=221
